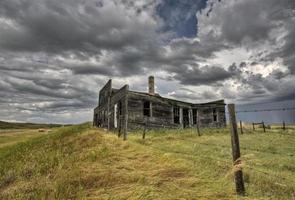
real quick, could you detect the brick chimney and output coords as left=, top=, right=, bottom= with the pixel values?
left=148, top=76, right=155, bottom=95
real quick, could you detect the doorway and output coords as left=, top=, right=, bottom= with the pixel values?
left=117, top=100, right=122, bottom=134
left=183, top=108, right=189, bottom=128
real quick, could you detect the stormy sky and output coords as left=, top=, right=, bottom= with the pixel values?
left=0, top=0, right=295, bottom=124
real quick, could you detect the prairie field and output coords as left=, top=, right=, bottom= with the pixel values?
left=0, top=123, right=294, bottom=199
left=0, top=129, right=49, bottom=150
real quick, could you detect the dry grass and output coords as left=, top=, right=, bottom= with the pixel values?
left=0, top=129, right=46, bottom=149
left=0, top=124, right=294, bottom=199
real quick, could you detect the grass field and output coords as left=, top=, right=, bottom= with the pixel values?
left=0, top=120, right=64, bottom=129
left=0, top=129, right=47, bottom=149
left=0, top=124, right=294, bottom=199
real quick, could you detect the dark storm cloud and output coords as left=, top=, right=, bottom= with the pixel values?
left=0, top=0, right=162, bottom=123
left=173, top=65, right=237, bottom=85
left=0, top=0, right=159, bottom=54
left=195, top=0, right=295, bottom=103
left=0, top=0, right=168, bottom=79
left=68, top=46, right=161, bottom=76
left=168, top=38, right=228, bottom=59
left=0, top=64, right=98, bottom=107
left=199, top=0, right=295, bottom=45
left=5, top=77, right=77, bottom=99
left=32, top=79, right=67, bottom=90
left=0, top=0, right=295, bottom=123
left=274, top=92, right=295, bottom=102
left=220, top=3, right=274, bottom=44
left=68, top=37, right=226, bottom=77
left=15, top=100, right=93, bottom=112
left=278, top=19, right=295, bottom=74
left=269, top=70, right=289, bottom=80
left=69, top=63, right=115, bottom=76
left=0, top=0, right=227, bottom=79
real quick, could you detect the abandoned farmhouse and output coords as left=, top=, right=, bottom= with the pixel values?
left=93, top=76, right=226, bottom=131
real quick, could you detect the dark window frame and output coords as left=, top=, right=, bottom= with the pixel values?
left=118, top=100, right=122, bottom=115
left=192, top=109, right=198, bottom=124
left=173, top=106, right=180, bottom=124
left=212, top=108, right=218, bottom=122
left=143, top=101, right=151, bottom=117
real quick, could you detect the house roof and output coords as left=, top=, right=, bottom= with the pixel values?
left=94, top=84, right=225, bottom=111
left=128, top=90, right=226, bottom=106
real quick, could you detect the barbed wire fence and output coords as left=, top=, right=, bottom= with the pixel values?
left=135, top=102, right=295, bottom=195
left=227, top=103, right=295, bottom=195
left=233, top=105, right=295, bottom=135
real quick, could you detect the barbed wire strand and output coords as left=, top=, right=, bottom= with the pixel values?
left=141, top=138, right=295, bottom=183
left=235, top=107, right=295, bottom=113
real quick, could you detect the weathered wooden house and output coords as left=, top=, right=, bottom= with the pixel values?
left=93, top=76, right=226, bottom=132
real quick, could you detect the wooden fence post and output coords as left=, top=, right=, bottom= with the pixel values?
left=118, top=129, right=121, bottom=138
left=228, top=104, right=245, bottom=196
left=262, top=121, right=266, bottom=133
left=123, top=85, right=129, bottom=141
left=196, top=121, right=201, bottom=136
left=142, top=126, right=146, bottom=139
left=143, top=118, right=147, bottom=139
left=252, top=123, right=255, bottom=131
left=240, top=120, right=243, bottom=134
left=107, top=96, right=111, bottom=131
left=118, top=116, right=122, bottom=138
left=283, top=121, right=286, bottom=130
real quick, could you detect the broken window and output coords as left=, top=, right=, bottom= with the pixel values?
left=183, top=108, right=189, bottom=128
left=118, top=100, right=122, bottom=115
left=192, top=109, right=198, bottom=124
left=103, top=110, right=106, bottom=122
left=94, top=114, right=98, bottom=125
left=173, top=106, right=180, bottom=124
left=143, top=101, right=151, bottom=117
left=213, top=108, right=218, bottom=122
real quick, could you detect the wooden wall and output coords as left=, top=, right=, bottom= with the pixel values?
left=127, top=92, right=180, bottom=130
left=109, top=85, right=128, bottom=132
left=193, top=105, right=226, bottom=128
left=94, top=84, right=226, bottom=131
left=126, top=92, right=226, bottom=130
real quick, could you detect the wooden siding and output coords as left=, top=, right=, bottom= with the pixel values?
left=94, top=80, right=226, bottom=131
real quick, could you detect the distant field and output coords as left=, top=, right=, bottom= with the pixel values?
left=242, top=123, right=295, bottom=130
left=0, top=121, right=61, bottom=150
left=0, top=124, right=294, bottom=199
left=0, top=120, right=64, bottom=129
left=0, top=128, right=55, bottom=150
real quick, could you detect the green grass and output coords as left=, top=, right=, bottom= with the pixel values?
left=0, top=124, right=294, bottom=199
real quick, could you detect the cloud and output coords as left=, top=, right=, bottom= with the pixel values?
left=0, top=0, right=162, bottom=123
left=156, top=0, right=208, bottom=37
left=193, top=0, right=295, bottom=103
left=0, top=0, right=295, bottom=123
left=0, top=0, right=159, bottom=54
left=173, top=65, right=237, bottom=85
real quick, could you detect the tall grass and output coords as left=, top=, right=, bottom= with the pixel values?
left=0, top=123, right=91, bottom=199
left=0, top=124, right=294, bottom=199
left=129, top=127, right=295, bottom=199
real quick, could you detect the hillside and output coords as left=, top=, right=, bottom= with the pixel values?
left=0, top=124, right=294, bottom=199
left=0, top=120, right=64, bottom=130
